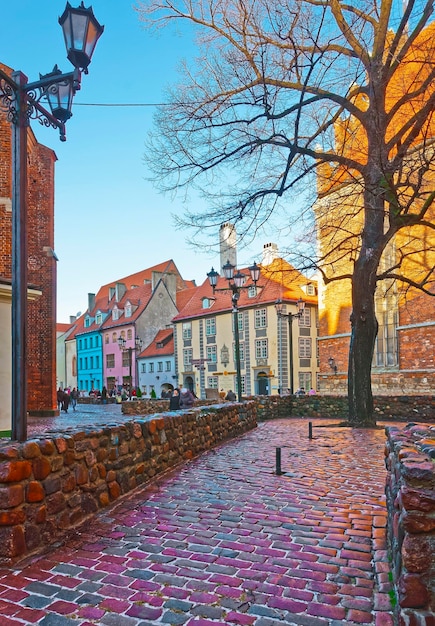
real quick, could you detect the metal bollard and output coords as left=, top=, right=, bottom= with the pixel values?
left=308, top=421, right=313, bottom=439
left=276, top=447, right=282, bottom=475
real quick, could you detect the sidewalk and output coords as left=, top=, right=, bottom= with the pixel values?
left=0, top=418, right=394, bottom=626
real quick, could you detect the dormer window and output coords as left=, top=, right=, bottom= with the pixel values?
left=95, top=311, right=103, bottom=325
left=84, top=316, right=91, bottom=328
left=248, top=285, right=257, bottom=298
left=125, top=301, right=132, bottom=318
left=202, top=297, right=214, bottom=309
left=306, top=284, right=315, bottom=296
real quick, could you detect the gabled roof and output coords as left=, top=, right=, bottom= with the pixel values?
left=100, top=283, right=153, bottom=330
left=172, top=257, right=317, bottom=322
left=139, top=328, right=174, bottom=358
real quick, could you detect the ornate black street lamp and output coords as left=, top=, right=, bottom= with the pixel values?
left=207, top=260, right=261, bottom=402
left=118, top=336, right=144, bottom=399
left=275, top=298, right=305, bottom=395
left=0, top=2, right=103, bottom=441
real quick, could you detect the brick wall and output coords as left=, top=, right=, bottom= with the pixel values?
left=0, top=64, right=57, bottom=417
left=0, top=402, right=257, bottom=564
left=385, top=423, right=435, bottom=625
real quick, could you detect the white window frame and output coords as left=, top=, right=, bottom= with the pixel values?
left=255, top=339, right=268, bottom=359
left=182, top=322, right=192, bottom=340
left=299, top=337, right=312, bottom=358
left=254, top=308, right=267, bottom=329
left=206, top=345, right=217, bottom=363
left=206, top=317, right=216, bottom=336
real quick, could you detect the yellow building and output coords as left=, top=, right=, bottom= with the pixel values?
left=172, top=254, right=318, bottom=398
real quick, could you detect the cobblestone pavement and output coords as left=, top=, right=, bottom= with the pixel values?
left=0, top=417, right=395, bottom=626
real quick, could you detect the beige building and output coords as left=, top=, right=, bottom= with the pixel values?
left=172, top=248, right=318, bottom=398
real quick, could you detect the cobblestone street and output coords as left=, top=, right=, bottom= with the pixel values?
left=0, top=417, right=394, bottom=625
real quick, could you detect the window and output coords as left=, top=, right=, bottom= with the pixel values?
left=299, top=308, right=311, bottom=327
left=182, top=323, right=192, bottom=340
left=105, top=334, right=109, bottom=344
left=233, top=312, right=243, bottom=332
left=112, top=307, right=120, bottom=321
left=206, top=345, right=217, bottom=363
left=72, top=356, right=77, bottom=377
left=299, top=372, right=312, bottom=391
left=112, top=332, right=117, bottom=343
left=158, top=361, right=163, bottom=372
left=306, top=284, right=315, bottom=296
left=84, top=357, right=88, bottom=369
left=165, top=361, right=171, bottom=371
left=206, top=317, right=216, bottom=336
left=299, top=337, right=312, bottom=358
left=106, top=353, right=115, bottom=368
left=254, top=308, right=267, bottom=328
left=202, top=298, right=213, bottom=309
left=90, top=356, right=93, bottom=368
left=207, top=376, right=218, bottom=388
left=79, top=357, right=83, bottom=370
left=78, top=339, right=82, bottom=350
left=255, top=339, right=268, bottom=359
left=183, top=348, right=193, bottom=367
left=127, top=329, right=132, bottom=340
left=125, top=302, right=132, bottom=318
left=248, top=285, right=257, bottom=298
left=95, top=312, right=102, bottom=325
left=122, top=352, right=129, bottom=367
left=149, top=362, right=154, bottom=373
left=95, top=356, right=99, bottom=368
left=141, top=363, right=146, bottom=373
left=233, top=342, right=245, bottom=362
left=84, top=317, right=91, bottom=328
left=84, top=338, right=88, bottom=349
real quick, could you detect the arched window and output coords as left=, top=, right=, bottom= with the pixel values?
left=72, top=356, right=77, bottom=377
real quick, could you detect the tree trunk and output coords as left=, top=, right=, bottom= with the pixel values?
left=348, top=257, right=379, bottom=426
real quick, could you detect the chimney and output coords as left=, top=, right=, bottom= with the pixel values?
left=115, top=282, right=126, bottom=302
left=88, top=293, right=96, bottom=311
left=262, top=242, right=279, bottom=266
left=219, top=222, right=237, bottom=272
left=69, top=315, right=77, bottom=324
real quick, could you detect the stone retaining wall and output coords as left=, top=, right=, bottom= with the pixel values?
left=385, top=423, right=435, bottom=625
left=123, top=394, right=435, bottom=422
left=255, top=394, right=435, bottom=422
left=0, top=402, right=256, bottom=565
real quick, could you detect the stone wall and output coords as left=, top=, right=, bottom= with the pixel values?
left=385, top=423, right=435, bottom=625
left=0, top=402, right=256, bottom=565
left=123, top=395, right=435, bottom=423
left=253, top=394, right=435, bottom=422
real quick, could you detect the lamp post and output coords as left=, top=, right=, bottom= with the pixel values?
left=207, top=260, right=261, bottom=402
left=275, top=298, right=305, bottom=395
left=118, top=336, right=143, bottom=399
left=0, top=3, right=103, bottom=441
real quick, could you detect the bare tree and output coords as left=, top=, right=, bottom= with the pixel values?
left=138, top=0, right=435, bottom=425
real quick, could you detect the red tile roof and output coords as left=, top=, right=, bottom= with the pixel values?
left=139, top=328, right=174, bottom=358
left=172, top=258, right=317, bottom=322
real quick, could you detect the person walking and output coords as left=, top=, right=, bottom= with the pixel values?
left=70, top=387, right=79, bottom=411
left=225, top=389, right=237, bottom=401
left=61, top=390, right=70, bottom=413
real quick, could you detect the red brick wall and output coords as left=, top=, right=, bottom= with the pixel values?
left=0, top=64, right=57, bottom=416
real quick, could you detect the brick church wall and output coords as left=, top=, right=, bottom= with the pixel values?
left=0, top=63, right=57, bottom=418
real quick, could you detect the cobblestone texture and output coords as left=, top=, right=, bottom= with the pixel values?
left=0, top=417, right=395, bottom=625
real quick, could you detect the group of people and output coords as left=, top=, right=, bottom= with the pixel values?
left=167, top=387, right=196, bottom=411
left=57, top=387, right=80, bottom=413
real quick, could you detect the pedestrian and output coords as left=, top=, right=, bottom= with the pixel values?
left=57, top=387, right=64, bottom=411
left=101, top=386, right=108, bottom=404
left=70, top=387, right=79, bottom=411
left=179, top=387, right=195, bottom=409
left=61, top=390, right=70, bottom=413
left=225, top=389, right=237, bottom=401
left=169, top=388, right=180, bottom=410
left=308, top=388, right=316, bottom=395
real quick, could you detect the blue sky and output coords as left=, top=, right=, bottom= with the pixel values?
left=2, top=1, right=288, bottom=323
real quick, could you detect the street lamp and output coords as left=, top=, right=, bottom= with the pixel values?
left=275, top=298, right=305, bottom=395
left=118, top=336, right=144, bottom=399
left=207, top=260, right=261, bottom=402
left=0, top=3, right=103, bottom=442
